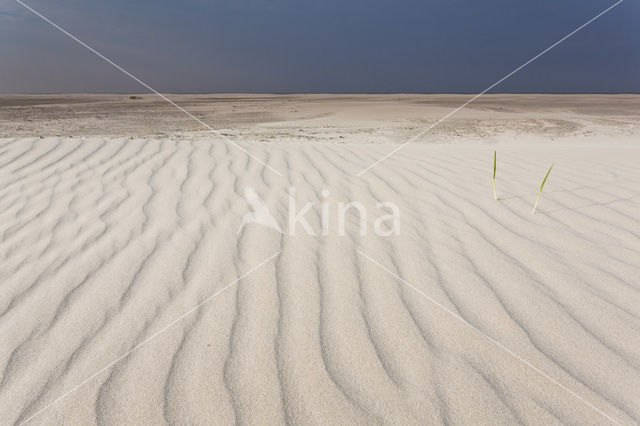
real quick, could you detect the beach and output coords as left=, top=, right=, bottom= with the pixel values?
left=1, top=94, right=639, bottom=425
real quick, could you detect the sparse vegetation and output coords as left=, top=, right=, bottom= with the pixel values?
left=129, top=95, right=142, bottom=100
left=532, top=164, right=554, bottom=215
left=493, top=150, right=498, bottom=200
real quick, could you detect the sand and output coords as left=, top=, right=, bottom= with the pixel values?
left=0, top=95, right=639, bottom=425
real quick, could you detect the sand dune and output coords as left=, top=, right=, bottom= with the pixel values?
left=1, top=96, right=640, bottom=425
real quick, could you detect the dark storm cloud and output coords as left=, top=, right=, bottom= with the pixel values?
left=0, top=0, right=638, bottom=93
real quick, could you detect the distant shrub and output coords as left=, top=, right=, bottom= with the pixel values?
left=129, top=95, right=142, bottom=100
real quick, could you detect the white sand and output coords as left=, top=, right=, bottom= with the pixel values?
left=0, top=95, right=639, bottom=424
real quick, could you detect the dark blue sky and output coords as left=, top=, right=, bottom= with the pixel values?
left=0, top=0, right=638, bottom=93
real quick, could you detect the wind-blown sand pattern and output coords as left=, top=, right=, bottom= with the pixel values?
left=1, top=95, right=639, bottom=425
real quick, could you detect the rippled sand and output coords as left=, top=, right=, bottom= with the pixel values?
left=1, top=95, right=639, bottom=425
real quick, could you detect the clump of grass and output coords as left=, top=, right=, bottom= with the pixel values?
left=492, top=150, right=498, bottom=200
left=532, top=164, right=554, bottom=215
left=129, top=95, right=142, bottom=100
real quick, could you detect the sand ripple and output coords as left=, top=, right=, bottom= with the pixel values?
left=0, top=137, right=639, bottom=424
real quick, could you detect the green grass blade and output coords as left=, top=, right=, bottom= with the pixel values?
left=532, top=163, right=554, bottom=214
left=493, top=151, right=497, bottom=179
left=540, top=163, right=554, bottom=192
left=492, top=151, right=498, bottom=200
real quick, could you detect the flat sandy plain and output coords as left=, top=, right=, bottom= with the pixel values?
left=1, top=94, right=639, bottom=425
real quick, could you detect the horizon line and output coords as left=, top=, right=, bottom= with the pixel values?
left=2, top=92, right=640, bottom=96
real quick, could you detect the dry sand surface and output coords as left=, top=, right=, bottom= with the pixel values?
left=1, top=95, right=639, bottom=425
